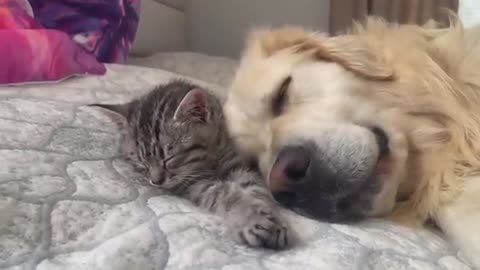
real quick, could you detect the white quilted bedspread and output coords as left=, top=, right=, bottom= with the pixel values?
left=0, top=64, right=475, bottom=270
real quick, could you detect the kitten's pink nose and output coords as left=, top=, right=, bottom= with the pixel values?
left=149, top=166, right=165, bottom=186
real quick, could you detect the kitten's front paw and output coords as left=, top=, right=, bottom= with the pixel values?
left=239, top=207, right=290, bottom=250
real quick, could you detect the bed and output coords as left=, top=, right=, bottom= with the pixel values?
left=0, top=64, right=474, bottom=270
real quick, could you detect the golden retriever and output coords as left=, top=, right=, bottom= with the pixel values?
left=223, top=17, right=480, bottom=267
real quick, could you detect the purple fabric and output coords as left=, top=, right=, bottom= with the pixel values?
left=0, top=29, right=107, bottom=84
left=0, top=0, right=106, bottom=85
left=29, top=0, right=141, bottom=63
left=0, top=0, right=106, bottom=84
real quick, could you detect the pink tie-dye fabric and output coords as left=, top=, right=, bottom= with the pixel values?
left=0, top=0, right=106, bottom=85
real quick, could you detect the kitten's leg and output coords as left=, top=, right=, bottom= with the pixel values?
left=187, top=169, right=292, bottom=249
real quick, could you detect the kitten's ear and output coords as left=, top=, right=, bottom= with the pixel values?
left=174, top=88, right=210, bottom=123
left=88, top=101, right=136, bottom=119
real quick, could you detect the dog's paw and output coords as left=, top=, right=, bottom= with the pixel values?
left=238, top=207, right=290, bottom=250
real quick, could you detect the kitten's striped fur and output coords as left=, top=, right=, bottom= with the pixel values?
left=90, top=80, right=290, bottom=249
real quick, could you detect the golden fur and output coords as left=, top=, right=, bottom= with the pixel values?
left=224, top=17, right=480, bottom=267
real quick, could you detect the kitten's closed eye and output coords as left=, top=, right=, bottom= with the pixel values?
left=182, top=143, right=204, bottom=153
left=164, top=144, right=207, bottom=171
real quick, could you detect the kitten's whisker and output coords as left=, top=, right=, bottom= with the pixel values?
left=164, top=155, right=175, bottom=163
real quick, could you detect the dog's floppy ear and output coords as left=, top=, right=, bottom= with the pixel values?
left=246, top=26, right=322, bottom=58
left=249, top=27, right=394, bottom=80
left=319, top=35, right=394, bottom=80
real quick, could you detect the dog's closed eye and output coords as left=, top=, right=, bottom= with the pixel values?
left=272, top=76, right=292, bottom=116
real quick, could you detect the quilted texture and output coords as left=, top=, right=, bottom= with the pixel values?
left=0, top=64, right=475, bottom=270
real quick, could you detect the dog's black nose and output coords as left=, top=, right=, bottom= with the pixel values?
left=282, top=146, right=311, bottom=181
left=270, top=142, right=368, bottom=207
left=269, top=135, right=380, bottom=221
left=269, top=146, right=310, bottom=193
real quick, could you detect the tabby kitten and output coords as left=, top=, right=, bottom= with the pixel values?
left=90, top=80, right=291, bottom=249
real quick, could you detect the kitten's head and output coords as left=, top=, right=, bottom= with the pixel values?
left=91, top=83, right=226, bottom=190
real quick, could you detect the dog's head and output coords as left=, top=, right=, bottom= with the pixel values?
left=224, top=21, right=465, bottom=222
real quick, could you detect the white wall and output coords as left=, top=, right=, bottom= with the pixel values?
left=130, top=0, right=186, bottom=56
left=459, top=0, right=480, bottom=27
left=185, top=0, right=330, bottom=58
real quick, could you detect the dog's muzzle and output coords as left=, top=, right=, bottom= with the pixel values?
left=269, top=126, right=389, bottom=221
